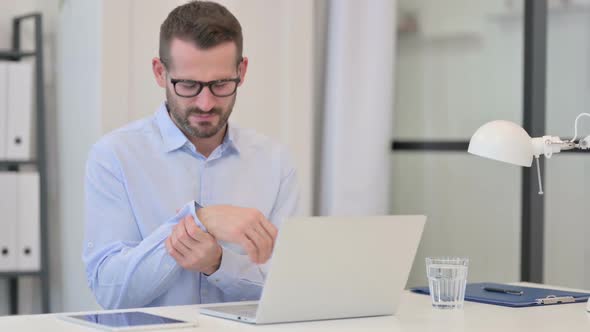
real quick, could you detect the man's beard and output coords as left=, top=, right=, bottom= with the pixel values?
left=167, top=89, right=235, bottom=139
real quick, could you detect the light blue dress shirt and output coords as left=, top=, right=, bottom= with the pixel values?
left=83, top=102, right=299, bottom=309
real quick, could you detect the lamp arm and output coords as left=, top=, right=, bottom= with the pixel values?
left=578, top=136, right=590, bottom=149
left=571, top=113, right=590, bottom=142
left=531, top=136, right=574, bottom=158
left=552, top=139, right=575, bottom=151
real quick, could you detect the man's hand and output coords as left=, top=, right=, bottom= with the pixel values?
left=166, top=214, right=222, bottom=275
left=197, top=206, right=277, bottom=264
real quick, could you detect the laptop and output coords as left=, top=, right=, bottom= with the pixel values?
left=199, top=215, right=426, bottom=324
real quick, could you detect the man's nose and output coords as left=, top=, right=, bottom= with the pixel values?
left=194, top=86, right=216, bottom=111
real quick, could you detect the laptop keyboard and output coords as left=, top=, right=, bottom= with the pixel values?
left=208, top=303, right=259, bottom=318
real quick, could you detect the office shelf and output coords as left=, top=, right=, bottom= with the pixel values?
left=0, top=271, right=42, bottom=278
left=0, top=13, right=49, bottom=315
left=0, top=161, right=38, bottom=166
left=0, top=51, right=36, bottom=60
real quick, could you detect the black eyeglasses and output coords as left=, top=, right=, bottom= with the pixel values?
left=170, top=77, right=241, bottom=98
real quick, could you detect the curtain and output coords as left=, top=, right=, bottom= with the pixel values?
left=319, top=0, right=397, bottom=216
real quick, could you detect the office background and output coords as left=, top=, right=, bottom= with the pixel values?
left=0, top=0, right=588, bottom=316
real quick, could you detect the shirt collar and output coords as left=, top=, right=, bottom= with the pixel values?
left=156, top=102, right=189, bottom=153
left=223, top=123, right=241, bottom=155
left=156, top=102, right=241, bottom=155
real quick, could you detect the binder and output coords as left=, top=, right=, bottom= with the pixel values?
left=5, top=60, right=34, bottom=160
left=16, top=171, right=41, bottom=271
left=0, top=172, right=18, bottom=271
left=0, top=62, right=7, bottom=159
left=412, top=282, right=590, bottom=307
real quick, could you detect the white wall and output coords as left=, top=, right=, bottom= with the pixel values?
left=220, top=0, right=314, bottom=216
left=100, top=0, right=182, bottom=132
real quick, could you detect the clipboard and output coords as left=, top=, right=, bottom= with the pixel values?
left=411, top=282, right=590, bottom=307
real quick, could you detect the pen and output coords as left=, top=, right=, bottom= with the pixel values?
left=483, top=286, right=523, bottom=296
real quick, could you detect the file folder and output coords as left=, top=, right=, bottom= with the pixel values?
left=0, top=172, right=18, bottom=271
left=412, top=282, right=590, bottom=307
left=16, top=171, right=41, bottom=271
left=5, top=60, right=34, bottom=160
left=0, top=62, right=7, bottom=159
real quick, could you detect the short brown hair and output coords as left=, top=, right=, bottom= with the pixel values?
left=159, top=1, right=243, bottom=67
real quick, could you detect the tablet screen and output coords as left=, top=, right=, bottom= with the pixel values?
left=67, top=311, right=187, bottom=328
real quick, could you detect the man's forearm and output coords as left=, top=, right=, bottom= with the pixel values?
left=88, top=222, right=181, bottom=309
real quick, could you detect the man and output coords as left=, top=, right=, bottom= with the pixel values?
left=83, top=1, right=299, bottom=309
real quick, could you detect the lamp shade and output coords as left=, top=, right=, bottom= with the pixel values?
left=468, top=120, right=534, bottom=167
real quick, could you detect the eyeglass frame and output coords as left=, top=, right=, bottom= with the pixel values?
left=169, top=77, right=241, bottom=98
left=161, top=57, right=243, bottom=98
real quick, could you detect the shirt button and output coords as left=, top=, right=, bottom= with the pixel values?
left=87, top=242, right=94, bottom=249
left=215, top=278, right=220, bottom=283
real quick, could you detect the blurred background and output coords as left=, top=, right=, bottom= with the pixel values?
left=0, top=0, right=588, bottom=315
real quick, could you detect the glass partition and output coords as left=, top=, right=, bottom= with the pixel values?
left=545, top=1, right=590, bottom=289
left=393, top=0, right=524, bottom=287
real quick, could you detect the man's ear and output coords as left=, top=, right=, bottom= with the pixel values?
left=152, top=57, right=167, bottom=88
left=238, top=56, right=248, bottom=86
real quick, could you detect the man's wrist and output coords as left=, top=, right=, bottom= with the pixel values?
left=203, top=244, right=222, bottom=276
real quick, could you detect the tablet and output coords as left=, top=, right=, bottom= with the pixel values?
left=59, top=311, right=198, bottom=331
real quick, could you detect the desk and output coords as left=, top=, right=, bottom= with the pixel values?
left=1, top=284, right=589, bottom=331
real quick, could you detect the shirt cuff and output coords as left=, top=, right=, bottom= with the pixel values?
left=174, top=200, right=207, bottom=232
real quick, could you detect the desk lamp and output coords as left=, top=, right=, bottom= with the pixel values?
left=467, top=114, right=590, bottom=193
left=468, top=113, right=590, bottom=311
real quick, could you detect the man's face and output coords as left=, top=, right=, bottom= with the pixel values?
left=160, top=39, right=246, bottom=139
